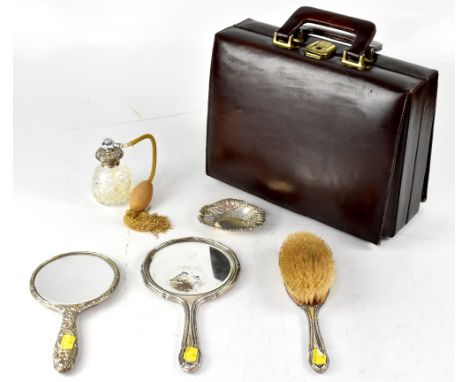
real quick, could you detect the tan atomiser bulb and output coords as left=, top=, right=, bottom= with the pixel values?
left=93, top=134, right=170, bottom=235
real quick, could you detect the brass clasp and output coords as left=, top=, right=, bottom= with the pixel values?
left=304, top=41, right=336, bottom=60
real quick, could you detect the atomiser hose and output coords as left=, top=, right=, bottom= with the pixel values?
left=124, top=134, right=157, bottom=183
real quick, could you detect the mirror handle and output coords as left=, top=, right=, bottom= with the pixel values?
left=178, top=300, right=201, bottom=372
left=53, top=307, right=79, bottom=373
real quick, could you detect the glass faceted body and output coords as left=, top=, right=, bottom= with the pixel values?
left=92, top=163, right=133, bottom=206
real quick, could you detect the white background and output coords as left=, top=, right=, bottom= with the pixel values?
left=8, top=0, right=454, bottom=381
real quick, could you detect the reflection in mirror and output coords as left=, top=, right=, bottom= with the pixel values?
left=35, top=254, right=116, bottom=304
left=149, top=242, right=232, bottom=296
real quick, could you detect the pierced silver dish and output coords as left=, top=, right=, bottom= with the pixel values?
left=198, top=198, right=265, bottom=231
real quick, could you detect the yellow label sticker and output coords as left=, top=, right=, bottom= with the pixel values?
left=183, top=346, right=199, bottom=363
left=312, top=349, right=327, bottom=366
left=60, top=334, right=76, bottom=350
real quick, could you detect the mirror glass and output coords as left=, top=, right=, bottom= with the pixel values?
left=34, top=254, right=116, bottom=304
left=149, top=242, right=233, bottom=296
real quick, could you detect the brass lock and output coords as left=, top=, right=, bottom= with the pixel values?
left=304, top=40, right=336, bottom=60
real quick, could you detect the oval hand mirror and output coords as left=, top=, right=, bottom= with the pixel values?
left=30, top=252, right=120, bottom=373
left=141, top=237, right=240, bottom=373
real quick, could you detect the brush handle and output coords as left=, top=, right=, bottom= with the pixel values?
left=302, top=305, right=329, bottom=373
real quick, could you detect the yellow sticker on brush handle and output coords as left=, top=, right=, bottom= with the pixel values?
left=60, top=334, right=76, bottom=350
left=312, top=348, right=327, bottom=366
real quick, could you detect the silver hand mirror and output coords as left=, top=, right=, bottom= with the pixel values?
left=141, top=237, right=240, bottom=373
left=30, top=251, right=120, bottom=373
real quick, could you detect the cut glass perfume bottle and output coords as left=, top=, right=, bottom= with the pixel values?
left=92, top=138, right=133, bottom=206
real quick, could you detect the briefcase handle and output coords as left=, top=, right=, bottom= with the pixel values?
left=273, top=6, right=376, bottom=70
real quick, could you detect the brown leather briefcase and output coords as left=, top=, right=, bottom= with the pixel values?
left=206, top=6, right=438, bottom=244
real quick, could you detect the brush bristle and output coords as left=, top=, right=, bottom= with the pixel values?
left=279, top=232, right=335, bottom=306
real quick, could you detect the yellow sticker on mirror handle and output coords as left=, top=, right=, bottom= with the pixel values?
left=182, top=346, right=199, bottom=363
left=60, top=334, right=76, bottom=350
left=179, top=344, right=201, bottom=373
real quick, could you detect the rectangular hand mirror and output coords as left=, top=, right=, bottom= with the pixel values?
left=141, top=237, right=240, bottom=372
